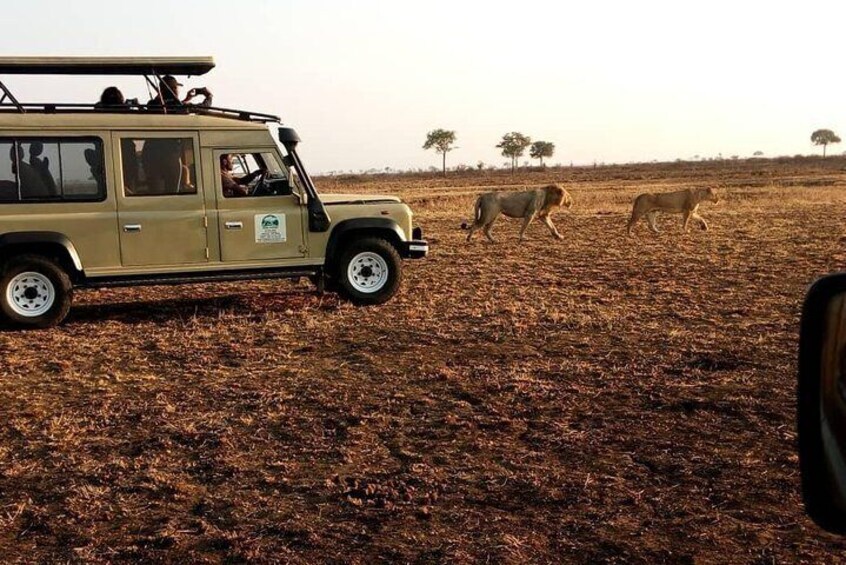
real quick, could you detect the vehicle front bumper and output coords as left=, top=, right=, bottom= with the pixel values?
left=402, top=226, right=428, bottom=258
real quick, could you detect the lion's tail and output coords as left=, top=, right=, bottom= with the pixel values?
left=460, top=196, right=483, bottom=230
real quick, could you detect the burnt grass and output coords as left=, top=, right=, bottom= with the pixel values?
left=2, top=158, right=846, bottom=563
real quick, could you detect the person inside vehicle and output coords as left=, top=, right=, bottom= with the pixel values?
left=121, top=139, right=140, bottom=194
left=221, top=153, right=265, bottom=197
left=10, top=144, right=49, bottom=198
left=27, top=142, right=58, bottom=195
left=141, top=138, right=183, bottom=194
left=147, top=75, right=213, bottom=109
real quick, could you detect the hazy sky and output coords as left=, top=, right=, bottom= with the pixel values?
left=1, top=1, right=844, bottom=173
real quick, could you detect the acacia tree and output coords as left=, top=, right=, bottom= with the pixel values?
left=497, top=132, right=532, bottom=174
left=530, top=141, right=555, bottom=167
left=423, top=129, right=457, bottom=176
left=811, top=129, right=841, bottom=157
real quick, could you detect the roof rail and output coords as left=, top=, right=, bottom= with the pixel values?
left=0, top=102, right=281, bottom=124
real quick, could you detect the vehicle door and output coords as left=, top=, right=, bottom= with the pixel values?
left=112, top=132, right=209, bottom=266
left=214, top=149, right=306, bottom=262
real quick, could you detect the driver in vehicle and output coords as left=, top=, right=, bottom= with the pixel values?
left=221, top=153, right=265, bottom=197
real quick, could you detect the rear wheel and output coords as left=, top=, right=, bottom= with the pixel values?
left=0, top=255, right=72, bottom=329
left=336, top=238, right=402, bottom=305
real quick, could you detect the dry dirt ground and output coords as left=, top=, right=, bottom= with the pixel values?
left=2, top=158, right=846, bottom=563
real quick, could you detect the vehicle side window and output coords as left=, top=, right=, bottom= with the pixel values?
left=221, top=151, right=292, bottom=198
left=243, top=154, right=259, bottom=173
left=121, top=137, right=197, bottom=196
left=0, top=141, right=16, bottom=201
left=60, top=141, right=106, bottom=198
left=230, top=155, right=248, bottom=176
left=0, top=138, right=106, bottom=203
left=260, top=152, right=286, bottom=180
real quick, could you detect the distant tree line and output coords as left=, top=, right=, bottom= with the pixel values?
left=420, top=127, right=846, bottom=177
left=424, top=129, right=556, bottom=175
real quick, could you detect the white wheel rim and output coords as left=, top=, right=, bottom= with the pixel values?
left=347, top=252, right=389, bottom=293
left=6, top=272, right=55, bottom=318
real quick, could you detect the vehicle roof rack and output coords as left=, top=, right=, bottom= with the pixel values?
left=0, top=56, right=215, bottom=76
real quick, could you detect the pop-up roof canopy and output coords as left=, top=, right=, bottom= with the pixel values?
left=0, top=56, right=279, bottom=123
left=0, top=56, right=215, bottom=76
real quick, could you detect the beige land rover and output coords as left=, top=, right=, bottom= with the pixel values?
left=0, top=57, right=428, bottom=328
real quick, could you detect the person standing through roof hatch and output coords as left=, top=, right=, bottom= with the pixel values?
left=146, top=75, right=213, bottom=109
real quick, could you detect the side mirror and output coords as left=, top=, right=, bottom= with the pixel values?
left=799, top=273, right=846, bottom=533
left=281, top=155, right=296, bottom=189
left=278, top=127, right=301, bottom=151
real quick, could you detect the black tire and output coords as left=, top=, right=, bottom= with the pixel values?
left=336, top=237, right=402, bottom=305
left=0, top=255, right=72, bottom=329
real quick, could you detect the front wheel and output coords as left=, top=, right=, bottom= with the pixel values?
left=336, top=238, right=402, bottom=305
left=0, top=255, right=72, bottom=329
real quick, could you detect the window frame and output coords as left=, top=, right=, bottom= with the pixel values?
left=0, top=136, right=107, bottom=204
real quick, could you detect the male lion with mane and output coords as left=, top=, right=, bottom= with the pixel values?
left=463, top=184, right=573, bottom=242
left=627, top=187, right=719, bottom=235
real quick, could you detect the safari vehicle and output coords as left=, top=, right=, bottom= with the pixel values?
left=0, top=57, right=427, bottom=328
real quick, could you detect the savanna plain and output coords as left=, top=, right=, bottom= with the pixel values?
left=2, top=158, right=846, bottom=563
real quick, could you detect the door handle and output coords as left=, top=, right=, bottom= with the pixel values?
left=123, top=224, right=142, bottom=232
left=225, top=221, right=243, bottom=230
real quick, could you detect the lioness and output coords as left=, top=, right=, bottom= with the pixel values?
left=464, top=184, right=573, bottom=242
left=627, top=187, right=719, bottom=235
